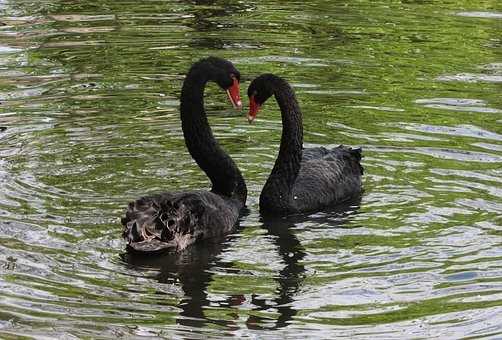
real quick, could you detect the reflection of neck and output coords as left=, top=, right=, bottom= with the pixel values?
left=273, top=223, right=305, bottom=328
left=248, top=221, right=306, bottom=329
left=177, top=262, right=211, bottom=328
left=180, top=66, right=246, bottom=204
left=260, top=77, right=303, bottom=211
left=171, top=242, right=233, bottom=329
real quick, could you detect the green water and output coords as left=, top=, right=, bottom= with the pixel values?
left=0, top=0, right=501, bottom=338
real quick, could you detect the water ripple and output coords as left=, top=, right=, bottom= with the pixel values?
left=0, top=0, right=501, bottom=338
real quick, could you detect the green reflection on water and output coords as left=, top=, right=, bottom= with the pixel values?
left=0, top=0, right=501, bottom=337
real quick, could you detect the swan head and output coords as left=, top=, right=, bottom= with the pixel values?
left=197, top=57, right=242, bottom=110
left=246, top=74, right=277, bottom=123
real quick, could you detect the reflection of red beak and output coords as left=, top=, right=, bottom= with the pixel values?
left=247, top=95, right=261, bottom=123
left=226, top=77, right=242, bottom=110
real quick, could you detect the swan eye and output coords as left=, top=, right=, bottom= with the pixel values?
left=229, top=73, right=240, bottom=87
left=230, top=73, right=239, bottom=82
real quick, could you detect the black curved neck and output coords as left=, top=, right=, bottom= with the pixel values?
left=261, top=77, right=303, bottom=211
left=180, top=64, right=246, bottom=204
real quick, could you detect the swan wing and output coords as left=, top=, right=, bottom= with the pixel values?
left=292, top=145, right=363, bottom=210
left=122, top=191, right=238, bottom=253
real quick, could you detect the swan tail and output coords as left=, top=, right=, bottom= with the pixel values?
left=348, top=147, right=364, bottom=175
left=328, top=145, right=364, bottom=176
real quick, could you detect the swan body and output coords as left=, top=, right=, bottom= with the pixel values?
left=247, top=74, right=363, bottom=215
left=122, top=57, right=247, bottom=253
left=122, top=191, right=242, bottom=253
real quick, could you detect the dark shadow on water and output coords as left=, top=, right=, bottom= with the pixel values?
left=183, top=0, right=252, bottom=49
left=120, top=197, right=361, bottom=331
left=120, top=207, right=250, bottom=331
left=247, top=195, right=362, bottom=330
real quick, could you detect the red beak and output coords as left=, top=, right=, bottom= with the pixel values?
left=226, top=77, right=242, bottom=110
left=247, top=95, right=261, bottom=123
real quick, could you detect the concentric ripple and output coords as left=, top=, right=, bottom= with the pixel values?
left=0, top=0, right=501, bottom=338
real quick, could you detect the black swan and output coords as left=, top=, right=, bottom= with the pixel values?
left=247, top=74, right=363, bottom=215
left=122, top=57, right=247, bottom=253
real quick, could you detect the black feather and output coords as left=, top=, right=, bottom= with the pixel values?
left=121, top=57, right=247, bottom=253
left=248, top=74, right=363, bottom=215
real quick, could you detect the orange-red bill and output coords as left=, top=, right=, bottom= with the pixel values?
left=247, top=95, right=261, bottom=123
left=226, top=77, right=242, bottom=110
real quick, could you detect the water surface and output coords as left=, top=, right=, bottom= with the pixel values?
left=0, top=0, right=501, bottom=338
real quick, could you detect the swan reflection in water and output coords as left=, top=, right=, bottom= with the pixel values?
left=121, top=197, right=361, bottom=331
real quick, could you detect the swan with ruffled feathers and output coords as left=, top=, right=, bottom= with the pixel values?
left=122, top=57, right=247, bottom=253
